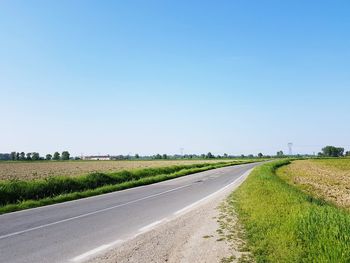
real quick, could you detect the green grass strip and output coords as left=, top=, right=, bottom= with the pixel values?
left=0, top=161, right=256, bottom=214
left=232, top=160, right=350, bottom=262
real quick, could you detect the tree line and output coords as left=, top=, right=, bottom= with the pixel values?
left=274, top=146, right=350, bottom=158
left=318, top=146, right=350, bottom=157
left=113, top=148, right=350, bottom=159
left=0, top=151, right=71, bottom=161
left=148, top=152, right=267, bottom=159
left=5, top=147, right=348, bottom=161
left=0, top=151, right=268, bottom=161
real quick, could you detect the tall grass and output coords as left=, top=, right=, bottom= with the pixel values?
left=232, top=160, right=350, bottom=262
left=0, top=161, right=254, bottom=214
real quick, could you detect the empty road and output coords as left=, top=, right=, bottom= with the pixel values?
left=0, top=162, right=260, bottom=263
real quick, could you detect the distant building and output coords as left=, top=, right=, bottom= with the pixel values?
left=83, top=155, right=111, bottom=161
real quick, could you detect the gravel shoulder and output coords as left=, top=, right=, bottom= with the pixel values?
left=88, top=171, right=251, bottom=263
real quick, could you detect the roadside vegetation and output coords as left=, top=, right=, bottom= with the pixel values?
left=229, top=160, right=350, bottom=262
left=218, top=196, right=253, bottom=263
left=0, top=160, right=259, bottom=214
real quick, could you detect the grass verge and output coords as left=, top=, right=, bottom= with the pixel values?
left=0, top=161, right=256, bottom=214
left=231, top=160, right=350, bottom=262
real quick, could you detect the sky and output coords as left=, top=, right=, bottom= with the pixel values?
left=1, top=0, right=349, bottom=156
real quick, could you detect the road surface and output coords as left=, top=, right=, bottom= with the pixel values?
left=0, top=162, right=260, bottom=263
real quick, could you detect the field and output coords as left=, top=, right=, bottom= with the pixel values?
left=277, top=159, right=350, bottom=209
left=0, top=159, right=237, bottom=181
left=230, top=160, right=350, bottom=262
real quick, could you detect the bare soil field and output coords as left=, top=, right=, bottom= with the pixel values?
left=0, top=159, right=237, bottom=181
left=277, top=159, right=350, bottom=209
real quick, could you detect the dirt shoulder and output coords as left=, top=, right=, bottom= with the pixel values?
left=88, top=172, right=251, bottom=263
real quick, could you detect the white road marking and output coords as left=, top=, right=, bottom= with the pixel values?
left=71, top=218, right=170, bottom=262
left=71, top=244, right=110, bottom=262
left=71, top=240, right=123, bottom=262
left=0, top=184, right=192, bottom=240
left=138, top=220, right=165, bottom=233
left=174, top=169, right=252, bottom=216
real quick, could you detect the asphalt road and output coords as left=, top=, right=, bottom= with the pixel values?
left=0, top=162, right=260, bottom=263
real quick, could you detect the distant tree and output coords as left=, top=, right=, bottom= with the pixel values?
left=276, top=151, right=284, bottom=157
left=0, top=153, right=11, bottom=160
left=154, top=154, right=162, bottom=159
left=53, top=152, right=60, bottom=160
left=258, top=153, right=263, bottom=158
left=26, top=152, right=32, bottom=160
left=10, top=152, right=16, bottom=161
left=317, top=152, right=324, bottom=157
left=346, top=151, right=350, bottom=157
left=322, top=146, right=344, bottom=157
left=201, top=154, right=206, bottom=159
left=32, top=152, right=40, bottom=161
left=206, top=152, right=214, bottom=159
left=20, top=152, right=26, bottom=160
left=135, top=153, right=140, bottom=159
left=223, top=153, right=228, bottom=158
left=241, top=154, right=245, bottom=158
left=16, top=152, right=20, bottom=160
left=162, top=154, right=168, bottom=159
left=46, top=154, right=52, bottom=160
left=61, top=151, right=70, bottom=160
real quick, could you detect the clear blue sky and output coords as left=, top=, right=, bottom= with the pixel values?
left=1, top=1, right=349, bottom=156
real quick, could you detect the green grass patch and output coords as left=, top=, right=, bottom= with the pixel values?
left=0, top=161, right=257, bottom=214
left=232, top=160, right=350, bottom=262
